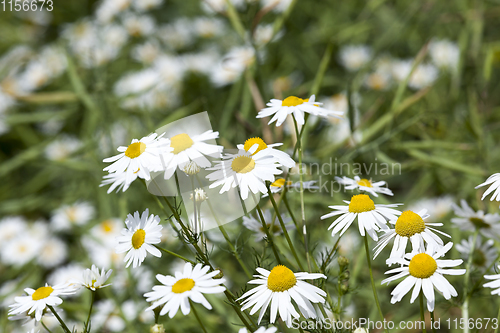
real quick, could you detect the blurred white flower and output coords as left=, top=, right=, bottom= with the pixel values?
left=91, top=300, right=126, bottom=332
left=95, top=0, right=132, bottom=23
left=456, top=235, right=497, bottom=270
left=408, top=63, right=438, bottom=90
left=429, top=39, right=460, bottom=71
left=122, top=13, right=156, bottom=37
left=409, top=195, right=454, bottom=221
left=131, top=40, right=161, bottom=64
left=339, top=45, right=372, bottom=71
left=90, top=218, right=123, bottom=247
left=44, top=135, right=81, bottom=161
left=157, top=19, right=195, bottom=50
left=254, top=24, right=283, bottom=47
left=50, top=201, right=95, bottom=231
left=37, top=237, right=68, bottom=268
left=0, top=216, right=28, bottom=250
left=451, top=199, right=500, bottom=238
left=201, top=0, right=245, bottom=13
left=132, top=0, right=163, bottom=11
left=48, top=264, right=86, bottom=288
left=193, top=17, right=226, bottom=38
left=1, top=234, right=41, bottom=266
left=210, top=46, right=255, bottom=87
left=181, top=51, right=219, bottom=75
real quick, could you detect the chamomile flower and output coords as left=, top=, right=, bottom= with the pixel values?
left=238, top=265, right=327, bottom=327
left=382, top=242, right=465, bottom=311
left=161, top=130, right=222, bottom=180
left=144, top=263, right=226, bottom=318
left=80, top=265, right=113, bottom=291
left=115, top=209, right=163, bottom=268
left=268, top=178, right=319, bottom=194
left=237, top=137, right=295, bottom=168
left=476, top=173, right=500, bottom=203
left=206, top=145, right=282, bottom=200
left=321, top=194, right=402, bottom=241
left=243, top=209, right=295, bottom=241
left=374, top=209, right=450, bottom=260
left=8, top=283, right=76, bottom=321
left=100, top=168, right=139, bottom=193
left=456, top=235, right=497, bottom=270
left=50, top=201, right=95, bottom=231
left=257, top=95, right=343, bottom=127
left=429, top=39, right=460, bottom=71
left=451, top=199, right=500, bottom=238
left=103, top=133, right=168, bottom=184
left=335, top=176, right=393, bottom=197
left=483, top=266, right=500, bottom=295
left=339, top=45, right=372, bottom=71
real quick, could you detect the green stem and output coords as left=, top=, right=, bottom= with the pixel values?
left=463, top=229, right=479, bottom=333
left=254, top=200, right=282, bottom=264
left=190, top=301, right=208, bottom=333
left=205, top=199, right=252, bottom=279
left=154, top=245, right=195, bottom=264
left=282, top=192, right=299, bottom=230
left=47, top=305, right=71, bottom=333
left=420, top=293, right=427, bottom=333
left=293, top=118, right=312, bottom=273
left=83, top=291, right=95, bottom=333
left=41, top=321, right=54, bottom=333
left=267, top=188, right=304, bottom=270
left=363, top=235, right=389, bottom=333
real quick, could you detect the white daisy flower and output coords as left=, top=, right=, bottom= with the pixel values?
left=103, top=133, right=168, bottom=185
left=206, top=145, right=282, bottom=200
left=50, top=201, right=95, bottom=231
left=320, top=194, right=402, bottom=241
left=451, top=199, right=500, bottom=238
left=79, top=265, right=113, bottom=291
left=100, top=168, right=140, bottom=193
left=339, top=45, right=372, bottom=71
left=132, top=0, right=163, bottom=11
left=90, top=218, right=124, bottom=247
left=268, top=178, right=319, bottom=194
left=456, top=235, right=497, bottom=270
left=257, top=95, right=343, bottom=127
left=483, top=266, right=500, bottom=295
left=48, top=264, right=86, bottom=289
left=1, top=234, right=42, bottom=267
left=37, top=237, right=68, bottom=268
left=161, top=130, right=222, bottom=180
left=0, top=216, right=28, bottom=250
left=238, top=265, right=327, bottom=327
left=476, top=173, right=500, bottom=203
left=382, top=242, right=465, bottom=311
left=239, top=327, right=278, bottom=333
left=237, top=137, right=295, bottom=169
left=115, top=209, right=163, bottom=268
left=335, top=176, right=393, bottom=197
left=374, top=209, right=450, bottom=260
left=243, top=209, right=295, bottom=241
left=144, top=262, right=226, bottom=318
left=8, top=283, right=76, bottom=321
left=408, top=63, right=439, bottom=90
left=409, top=196, right=454, bottom=220
left=122, top=13, right=156, bottom=37
left=429, top=39, right=460, bottom=71
left=44, top=135, right=81, bottom=161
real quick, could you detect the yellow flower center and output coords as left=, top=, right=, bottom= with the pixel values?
left=356, top=178, right=372, bottom=188
left=125, top=142, right=147, bottom=159
left=271, top=178, right=292, bottom=188
left=281, top=96, right=308, bottom=107
left=408, top=253, right=437, bottom=279
left=131, top=229, right=146, bottom=249
left=469, top=217, right=490, bottom=229
left=101, top=220, right=113, bottom=233
left=170, top=133, right=194, bottom=154
left=395, top=210, right=426, bottom=237
left=231, top=156, right=256, bottom=174
left=348, top=194, right=375, bottom=213
left=172, top=278, right=195, bottom=293
left=32, top=286, right=54, bottom=301
left=243, top=137, right=268, bottom=154
left=91, top=279, right=97, bottom=287
left=267, top=265, right=297, bottom=292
